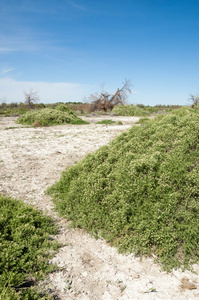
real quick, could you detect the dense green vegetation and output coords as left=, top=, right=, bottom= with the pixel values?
left=0, top=194, right=59, bottom=299
left=135, top=117, right=151, bottom=124
left=48, top=107, right=199, bottom=271
left=112, top=105, right=148, bottom=116
left=16, top=105, right=89, bottom=126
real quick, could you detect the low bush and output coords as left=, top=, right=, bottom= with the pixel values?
left=48, top=108, right=199, bottom=271
left=0, top=194, right=59, bottom=299
left=16, top=107, right=89, bottom=126
left=112, top=105, right=148, bottom=116
left=96, top=120, right=116, bottom=125
left=117, top=121, right=123, bottom=125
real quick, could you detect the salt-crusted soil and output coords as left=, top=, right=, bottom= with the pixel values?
left=0, top=115, right=198, bottom=300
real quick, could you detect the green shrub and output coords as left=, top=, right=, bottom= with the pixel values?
left=48, top=108, right=199, bottom=271
left=96, top=120, right=116, bottom=125
left=0, top=194, right=59, bottom=299
left=112, top=105, right=148, bottom=116
left=135, top=117, right=151, bottom=124
left=70, top=119, right=90, bottom=125
left=117, top=121, right=123, bottom=125
left=16, top=108, right=89, bottom=126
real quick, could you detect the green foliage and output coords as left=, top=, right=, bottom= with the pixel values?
left=96, top=120, right=116, bottom=125
left=54, top=104, right=76, bottom=116
left=70, top=119, right=90, bottom=125
left=135, top=117, right=151, bottom=124
left=48, top=108, right=199, bottom=271
left=0, top=107, right=29, bottom=116
left=112, top=105, right=148, bottom=116
left=16, top=108, right=89, bottom=126
left=0, top=194, right=59, bottom=299
left=117, top=121, right=123, bottom=125
left=0, top=102, right=41, bottom=116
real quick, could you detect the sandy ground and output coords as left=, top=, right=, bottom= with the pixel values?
left=0, top=115, right=199, bottom=300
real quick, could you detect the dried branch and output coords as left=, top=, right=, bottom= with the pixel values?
left=24, top=89, right=39, bottom=108
left=90, top=79, right=132, bottom=112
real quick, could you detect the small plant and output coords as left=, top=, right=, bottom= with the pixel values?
left=117, top=121, right=123, bottom=125
left=0, top=194, right=59, bottom=298
left=120, top=285, right=126, bottom=293
left=144, top=287, right=157, bottom=293
left=5, top=127, right=19, bottom=130
left=96, top=119, right=116, bottom=125
left=65, top=279, right=72, bottom=290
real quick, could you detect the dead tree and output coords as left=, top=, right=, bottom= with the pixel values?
left=24, top=89, right=39, bottom=108
left=189, top=94, right=199, bottom=108
left=90, top=79, right=132, bottom=112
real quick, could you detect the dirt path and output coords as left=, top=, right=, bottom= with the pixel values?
left=0, top=116, right=198, bottom=299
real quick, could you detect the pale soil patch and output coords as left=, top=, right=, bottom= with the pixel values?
left=0, top=116, right=198, bottom=300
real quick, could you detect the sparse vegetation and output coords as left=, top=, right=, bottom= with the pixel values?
left=0, top=194, right=59, bottom=299
left=48, top=107, right=199, bottom=271
left=16, top=106, right=89, bottom=126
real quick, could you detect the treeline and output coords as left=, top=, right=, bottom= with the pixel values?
left=0, top=100, right=183, bottom=117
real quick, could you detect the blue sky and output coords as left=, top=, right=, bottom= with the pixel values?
left=0, top=0, right=199, bottom=105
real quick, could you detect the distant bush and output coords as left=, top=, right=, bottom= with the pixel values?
left=0, top=107, right=29, bottom=116
left=112, top=105, right=148, bottom=116
left=67, top=102, right=92, bottom=114
left=136, top=104, right=145, bottom=108
left=96, top=120, right=116, bottom=125
left=145, top=106, right=162, bottom=114
left=16, top=108, right=89, bottom=126
left=70, top=118, right=90, bottom=125
left=48, top=108, right=199, bottom=271
left=0, top=194, right=59, bottom=299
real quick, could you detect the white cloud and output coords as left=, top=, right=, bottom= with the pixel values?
left=0, top=68, right=15, bottom=75
left=0, top=47, right=17, bottom=52
left=0, top=78, right=92, bottom=103
left=67, top=0, right=90, bottom=11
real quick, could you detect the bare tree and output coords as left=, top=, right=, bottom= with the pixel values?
left=90, top=79, right=132, bottom=112
left=24, top=89, right=39, bottom=108
left=188, top=94, right=199, bottom=108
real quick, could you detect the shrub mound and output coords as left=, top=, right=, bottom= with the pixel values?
left=17, top=105, right=89, bottom=126
left=48, top=108, right=199, bottom=271
left=112, top=105, right=148, bottom=116
left=0, top=194, right=59, bottom=299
